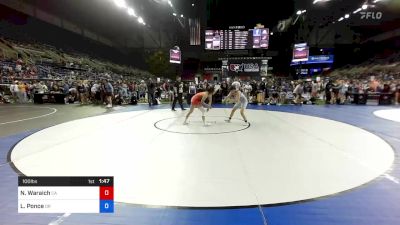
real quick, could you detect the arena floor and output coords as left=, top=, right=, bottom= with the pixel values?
left=1, top=104, right=400, bottom=225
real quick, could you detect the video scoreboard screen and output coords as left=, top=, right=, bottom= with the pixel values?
left=205, top=28, right=269, bottom=50
left=252, top=28, right=269, bottom=49
left=170, top=49, right=181, bottom=64
left=292, top=43, right=309, bottom=62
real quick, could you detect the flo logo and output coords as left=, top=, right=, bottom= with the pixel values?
left=360, top=11, right=383, bottom=20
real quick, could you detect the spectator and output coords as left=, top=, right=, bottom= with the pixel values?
left=187, top=82, right=197, bottom=105
left=325, top=80, right=334, bottom=104
left=338, top=80, right=348, bottom=104
left=311, top=81, right=319, bottom=103
left=147, top=78, right=155, bottom=107
left=10, top=81, right=19, bottom=103
left=138, top=80, right=147, bottom=102
left=103, top=80, right=114, bottom=108
left=91, top=82, right=101, bottom=104
left=63, top=82, right=70, bottom=104
left=18, top=81, right=26, bottom=103
left=293, top=81, right=304, bottom=104
left=77, top=81, right=88, bottom=104
left=395, top=82, right=400, bottom=105
left=244, top=82, right=252, bottom=100
left=220, top=81, right=229, bottom=98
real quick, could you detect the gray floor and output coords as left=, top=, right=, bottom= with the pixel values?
left=0, top=104, right=117, bottom=137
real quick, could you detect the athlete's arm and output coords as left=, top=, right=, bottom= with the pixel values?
left=224, top=91, right=233, bottom=103
left=199, top=93, right=208, bottom=106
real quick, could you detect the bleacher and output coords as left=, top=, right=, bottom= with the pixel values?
left=0, top=37, right=154, bottom=84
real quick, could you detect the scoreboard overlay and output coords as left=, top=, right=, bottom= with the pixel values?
left=18, top=177, right=114, bottom=213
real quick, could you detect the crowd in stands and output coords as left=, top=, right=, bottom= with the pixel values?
left=0, top=37, right=399, bottom=106
left=1, top=58, right=400, bottom=106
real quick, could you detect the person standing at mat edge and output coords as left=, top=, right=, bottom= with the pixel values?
left=223, top=86, right=248, bottom=124
left=184, top=86, right=215, bottom=126
left=147, top=78, right=156, bottom=107
left=103, top=79, right=114, bottom=108
left=172, top=77, right=186, bottom=111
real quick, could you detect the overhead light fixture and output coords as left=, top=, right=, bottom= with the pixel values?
left=338, top=17, right=344, bottom=21
left=270, top=32, right=274, bottom=35
left=313, top=0, right=331, bottom=4
left=344, top=14, right=350, bottom=19
left=127, top=8, right=137, bottom=17
left=168, top=0, right=173, bottom=7
left=296, top=10, right=306, bottom=15
left=138, top=17, right=144, bottom=24
left=192, top=3, right=195, bottom=7
left=362, top=4, right=368, bottom=10
left=111, top=0, right=145, bottom=25
left=181, top=14, right=184, bottom=18
left=113, top=0, right=127, bottom=8
left=353, top=8, right=362, bottom=14
left=172, top=13, right=177, bottom=16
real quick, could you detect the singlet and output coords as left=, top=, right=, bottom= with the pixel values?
left=191, top=92, right=206, bottom=105
left=239, top=92, right=247, bottom=103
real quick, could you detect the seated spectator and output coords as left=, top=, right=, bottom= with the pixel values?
left=293, top=81, right=304, bottom=104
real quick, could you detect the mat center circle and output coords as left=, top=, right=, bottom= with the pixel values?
left=154, top=116, right=250, bottom=134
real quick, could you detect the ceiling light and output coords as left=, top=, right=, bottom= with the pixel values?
left=313, top=0, right=331, bottom=4
left=344, top=14, right=350, bottom=19
left=353, top=8, right=362, bottom=14
left=138, top=17, right=144, bottom=24
left=113, top=0, right=127, bottom=8
left=127, top=8, right=137, bottom=17
left=362, top=4, right=368, bottom=10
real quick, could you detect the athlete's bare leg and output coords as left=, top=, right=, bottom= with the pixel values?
left=184, top=105, right=195, bottom=124
left=240, top=108, right=248, bottom=123
left=226, top=108, right=237, bottom=122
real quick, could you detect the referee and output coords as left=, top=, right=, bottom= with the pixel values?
left=172, top=77, right=186, bottom=111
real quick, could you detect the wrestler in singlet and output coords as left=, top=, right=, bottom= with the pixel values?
left=224, top=86, right=249, bottom=124
left=184, top=86, right=215, bottom=126
left=233, top=91, right=248, bottom=110
left=191, top=92, right=206, bottom=106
